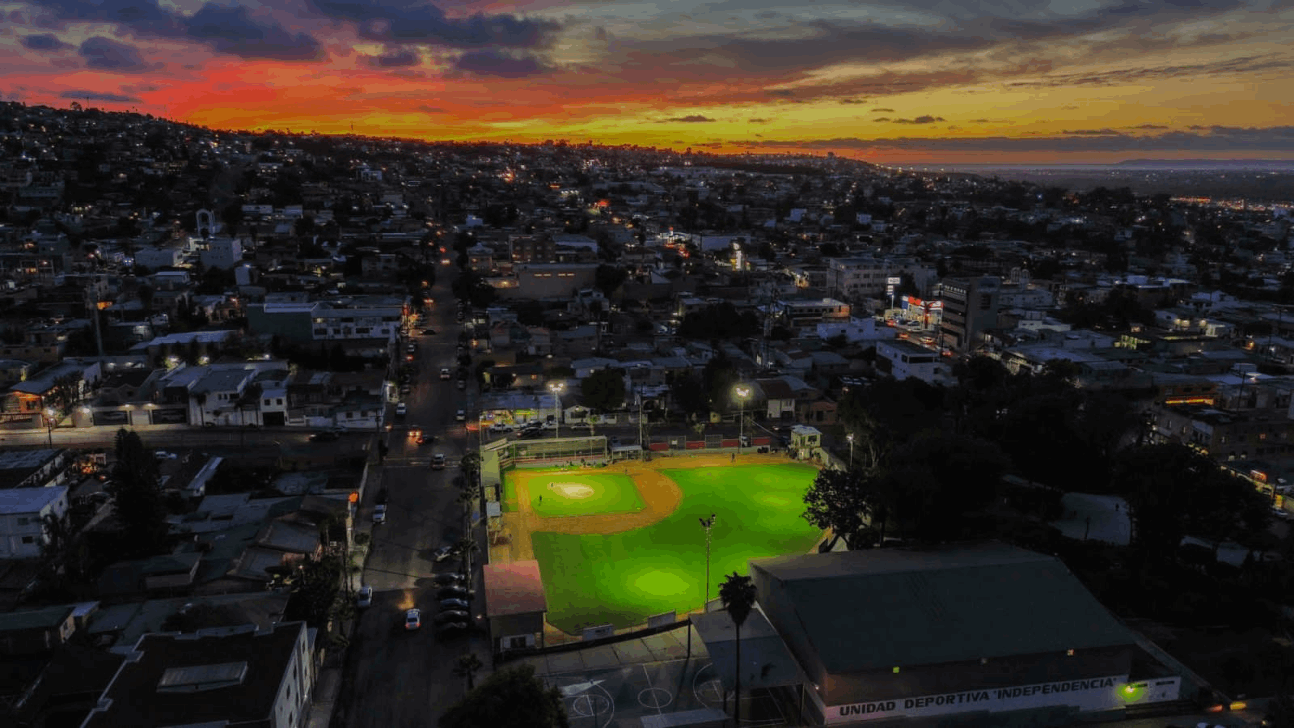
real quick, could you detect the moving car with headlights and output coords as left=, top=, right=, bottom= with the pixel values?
left=404, top=608, right=422, bottom=630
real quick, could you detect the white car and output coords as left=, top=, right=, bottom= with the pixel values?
left=440, top=368, right=451, bottom=380
left=356, top=586, right=373, bottom=608
left=395, top=402, right=407, bottom=416
left=489, top=423, right=513, bottom=434
left=405, top=608, right=422, bottom=630
left=373, top=504, right=387, bottom=524
left=455, top=409, right=466, bottom=422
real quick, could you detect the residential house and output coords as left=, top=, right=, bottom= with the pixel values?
left=81, top=621, right=316, bottom=728
left=0, top=604, right=76, bottom=655
left=0, top=486, right=69, bottom=558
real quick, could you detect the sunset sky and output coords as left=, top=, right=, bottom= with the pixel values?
left=2, top=0, right=1293, bottom=163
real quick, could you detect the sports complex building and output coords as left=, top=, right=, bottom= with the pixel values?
left=694, top=542, right=1184, bottom=726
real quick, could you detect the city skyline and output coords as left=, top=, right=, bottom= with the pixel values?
left=2, top=0, right=1293, bottom=164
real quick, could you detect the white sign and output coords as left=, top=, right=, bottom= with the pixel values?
left=886, top=277, right=902, bottom=286
left=825, top=675, right=1128, bottom=724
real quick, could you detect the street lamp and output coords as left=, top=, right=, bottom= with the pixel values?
left=734, top=384, right=751, bottom=454
left=699, top=514, right=717, bottom=608
left=847, top=433, right=855, bottom=469
left=44, top=408, right=55, bottom=448
left=548, top=381, right=565, bottom=439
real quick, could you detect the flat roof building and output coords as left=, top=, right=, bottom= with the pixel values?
left=727, top=543, right=1175, bottom=725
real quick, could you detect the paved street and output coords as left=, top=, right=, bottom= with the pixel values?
left=333, top=275, right=494, bottom=728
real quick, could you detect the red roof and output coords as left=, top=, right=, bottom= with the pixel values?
left=483, top=560, right=547, bottom=617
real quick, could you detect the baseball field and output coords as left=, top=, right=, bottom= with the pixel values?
left=496, top=456, right=822, bottom=634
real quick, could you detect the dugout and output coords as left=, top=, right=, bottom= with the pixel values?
left=744, top=543, right=1157, bottom=726
left=483, top=560, right=547, bottom=652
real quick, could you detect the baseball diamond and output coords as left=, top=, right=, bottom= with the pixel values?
left=492, top=453, right=823, bottom=634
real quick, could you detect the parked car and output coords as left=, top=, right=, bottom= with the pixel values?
left=439, top=598, right=470, bottom=611
left=434, top=610, right=469, bottom=625
left=373, top=504, right=387, bottom=525
left=154, top=450, right=178, bottom=460
left=456, top=379, right=466, bottom=391
left=406, top=344, right=416, bottom=354
left=395, top=402, right=407, bottom=416
left=421, top=328, right=437, bottom=335
left=455, top=409, right=466, bottom=422
left=437, top=585, right=474, bottom=600
left=356, top=586, right=373, bottom=608
left=432, top=572, right=463, bottom=586
left=440, top=368, right=451, bottom=380
left=431, top=453, right=446, bottom=470
left=433, top=545, right=454, bottom=562
left=489, top=423, right=513, bottom=434
left=310, top=430, right=340, bottom=442
left=404, top=608, right=422, bottom=630
left=436, top=621, right=469, bottom=638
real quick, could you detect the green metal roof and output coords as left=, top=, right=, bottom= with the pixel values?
left=752, top=543, right=1133, bottom=674
left=0, top=605, right=73, bottom=632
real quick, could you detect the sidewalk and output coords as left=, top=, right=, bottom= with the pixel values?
left=305, top=525, right=373, bottom=728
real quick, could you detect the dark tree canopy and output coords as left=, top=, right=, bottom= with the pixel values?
left=580, top=367, right=626, bottom=412
left=440, top=665, right=569, bottom=728
left=108, top=429, right=169, bottom=557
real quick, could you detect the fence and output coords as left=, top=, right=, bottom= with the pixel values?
left=480, top=435, right=610, bottom=491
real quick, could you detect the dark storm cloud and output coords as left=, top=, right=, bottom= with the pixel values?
left=873, top=108, right=895, bottom=113
left=59, top=88, right=140, bottom=102
left=184, top=4, right=324, bottom=60
left=28, top=0, right=184, bottom=37
left=893, top=115, right=944, bottom=124
left=746, top=126, right=1294, bottom=153
left=663, top=115, right=716, bottom=122
left=367, top=48, right=421, bottom=67
left=78, top=36, right=151, bottom=71
left=452, top=49, right=547, bottom=77
left=24, top=0, right=324, bottom=61
left=305, top=0, right=559, bottom=48
left=21, top=33, right=68, bottom=50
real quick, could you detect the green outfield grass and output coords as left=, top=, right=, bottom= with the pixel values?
left=500, top=470, right=646, bottom=516
left=530, top=472, right=645, bottom=517
left=530, top=463, right=821, bottom=633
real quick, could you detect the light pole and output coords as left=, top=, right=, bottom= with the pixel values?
left=548, top=381, right=565, bottom=439
left=734, top=384, right=751, bottom=454
left=700, top=514, right=717, bottom=607
left=44, top=408, right=55, bottom=448
left=847, top=433, right=855, bottom=469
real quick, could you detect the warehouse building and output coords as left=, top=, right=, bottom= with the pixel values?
left=697, top=543, right=1179, bottom=726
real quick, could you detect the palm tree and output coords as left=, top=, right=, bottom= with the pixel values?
left=453, top=652, right=483, bottom=691
left=719, top=572, right=757, bottom=726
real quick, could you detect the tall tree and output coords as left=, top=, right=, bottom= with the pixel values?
left=802, top=467, right=875, bottom=550
left=580, top=368, right=626, bottom=412
left=453, top=653, right=483, bottom=692
left=719, top=572, right=758, bottom=727
left=440, top=665, right=569, bottom=728
left=1111, top=443, right=1229, bottom=560
left=107, top=429, right=168, bottom=557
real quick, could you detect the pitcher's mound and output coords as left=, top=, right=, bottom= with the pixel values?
left=549, top=482, right=595, bottom=499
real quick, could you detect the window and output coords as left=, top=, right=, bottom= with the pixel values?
left=21, top=536, right=35, bottom=544
left=277, top=398, right=283, bottom=405
left=16, top=517, right=28, bottom=526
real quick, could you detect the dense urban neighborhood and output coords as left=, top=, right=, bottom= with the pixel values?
left=3, top=101, right=1294, bottom=727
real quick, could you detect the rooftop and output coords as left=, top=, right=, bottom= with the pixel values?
left=0, top=485, right=67, bottom=513
left=82, top=621, right=306, bottom=728
left=751, top=542, right=1134, bottom=673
